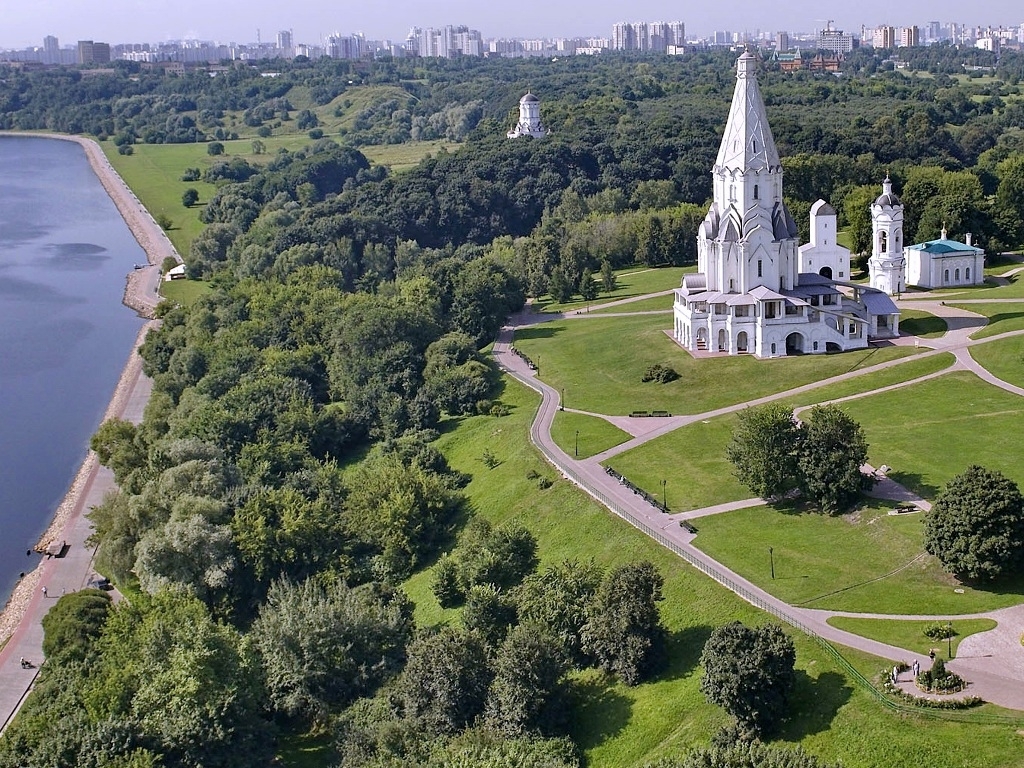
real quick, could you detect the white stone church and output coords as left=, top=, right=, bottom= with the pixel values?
left=673, top=51, right=900, bottom=358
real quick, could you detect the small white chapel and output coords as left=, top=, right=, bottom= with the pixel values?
left=673, top=51, right=900, bottom=358
left=507, top=93, right=548, bottom=139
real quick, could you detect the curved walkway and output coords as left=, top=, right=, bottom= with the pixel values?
left=498, top=289, right=1024, bottom=711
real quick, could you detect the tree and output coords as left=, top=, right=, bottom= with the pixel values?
left=485, top=623, right=569, bottom=736
left=699, top=621, right=796, bottom=739
left=581, top=561, right=666, bottom=685
left=578, top=268, right=599, bottom=302
left=843, top=184, right=879, bottom=257
left=547, top=266, right=573, bottom=303
left=797, top=404, right=871, bottom=513
left=206, top=141, right=224, bottom=156
left=924, top=465, right=1024, bottom=582
left=462, top=583, right=518, bottom=647
left=515, top=559, right=603, bottom=667
left=398, top=627, right=492, bottom=734
left=600, top=259, right=617, bottom=293
left=41, top=589, right=112, bottom=664
left=251, top=139, right=266, bottom=155
left=181, top=187, right=199, bottom=207
left=83, top=593, right=271, bottom=768
left=251, top=578, right=413, bottom=721
left=727, top=404, right=802, bottom=500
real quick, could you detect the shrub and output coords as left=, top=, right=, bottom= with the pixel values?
left=641, top=363, right=679, bottom=384
left=923, top=622, right=957, bottom=640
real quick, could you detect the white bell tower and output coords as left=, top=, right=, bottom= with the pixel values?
left=868, top=175, right=906, bottom=295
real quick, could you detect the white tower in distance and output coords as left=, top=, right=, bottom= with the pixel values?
left=507, top=93, right=547, bottom=138
left=868, top=175, right=906, bottom=295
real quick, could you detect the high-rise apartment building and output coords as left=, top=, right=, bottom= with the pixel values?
left=898, top=26, right=920, bottom=47
left=611, top=21, right=685, bottom=51
left=77, top=40, right=110, bottom=64
left=872, top=26, right=895, bottom=48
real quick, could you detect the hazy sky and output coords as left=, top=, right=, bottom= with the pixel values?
left=2, top=0, right=1022, bottom=48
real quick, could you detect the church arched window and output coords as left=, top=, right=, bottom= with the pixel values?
left=955, top=268, right=960, bottom=281
left=879, top=231, right=887, bottom=253
left=944, top=269, right=950, bottom=283
left=966, top=267, right=971, bottom=281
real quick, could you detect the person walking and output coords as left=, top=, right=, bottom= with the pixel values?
left=41, top=586, right=47, bottom=598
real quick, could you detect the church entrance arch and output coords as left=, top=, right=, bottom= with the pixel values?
left=717, top=329, right=727, bottom=352
left=785, top=332, right=805, bottom=355
left=819, top=266, right=833, bottom=279
left=696, top=327, right=708, bottom=348
left=737, top=331, right=748, bottom=353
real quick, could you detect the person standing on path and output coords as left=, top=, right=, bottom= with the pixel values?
left=41, top=586, right=47, bottom=598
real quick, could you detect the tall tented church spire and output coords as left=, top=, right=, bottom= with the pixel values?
left=714, top=50, right=782, bottom=174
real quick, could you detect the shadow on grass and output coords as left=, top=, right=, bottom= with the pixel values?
left=514, top=325, right=563, bottom=341
left=568, top=676, right=633, bottom=751
left=899, top=315, right=948, bottom=337
left=782, top=669, right=853, bottom=740
left=659, top=624, right=715, bottom=682
left=980, top=311, right=1024, bottom=331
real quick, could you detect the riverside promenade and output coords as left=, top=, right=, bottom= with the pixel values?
left=0, top=134, right=167, bottom=734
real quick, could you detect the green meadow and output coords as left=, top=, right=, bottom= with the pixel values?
left=512, top=313, right=918, bottom=417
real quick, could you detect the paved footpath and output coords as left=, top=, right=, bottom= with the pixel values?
left=499, top=293, right=1024, bottom=711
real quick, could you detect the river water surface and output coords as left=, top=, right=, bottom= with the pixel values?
left=0, top=136, right=144, bottom=602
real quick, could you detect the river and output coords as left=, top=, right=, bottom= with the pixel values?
left=0, top=136, right=144, bottom=602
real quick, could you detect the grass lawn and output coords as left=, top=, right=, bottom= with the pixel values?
left=603, top=354, right=958, bottom=513
left=783, top=353, right=956, bottom=409
left=826, top=617, right=998, bottom=659
left=970, top=335, right=1024, bottom=389
left=536, top=266, right=689, bottom=313
left=692, top=501, right=1024, bottom=615
left=552, top=411, right=632, bottom=459
left=160, top=278, right=213, bottom=307
left=513, top=313, right=917, bottom=417
left=103, top=140, right=216, bottom=256
left=591, top=294, right=674, bottom=314
left=837, top=371, right=1024, bottom=496
left=361, top=140, right=459, bottom=172
left=604, top=414, right=749, bottom=512
left=945, top=302, right=1024, bottom=339
left=399, top=374, right=1024, bottom=768
left=897, top=308, right=947, bottom=339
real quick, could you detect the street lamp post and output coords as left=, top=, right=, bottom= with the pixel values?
left=661, top=479, right=667, bottom=512
left=575, top=430, right=579, bottom=458
left=769, top=546, right=775, bottom=580
left=947, top=622, right=953, bottom=658
left=560, top=388, right=564, bottom=411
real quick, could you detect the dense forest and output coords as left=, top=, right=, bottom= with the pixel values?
left=2, top=45, right=1024, bottom=767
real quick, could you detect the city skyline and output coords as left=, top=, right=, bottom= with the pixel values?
left=4, top=0, right=1023, bottom=49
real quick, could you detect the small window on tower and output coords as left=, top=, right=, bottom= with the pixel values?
left=757, top=260, right=763, bottom=277
left=753, top=184, right=759, bottom=199
left=753, top=140, right=758, bottom=153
